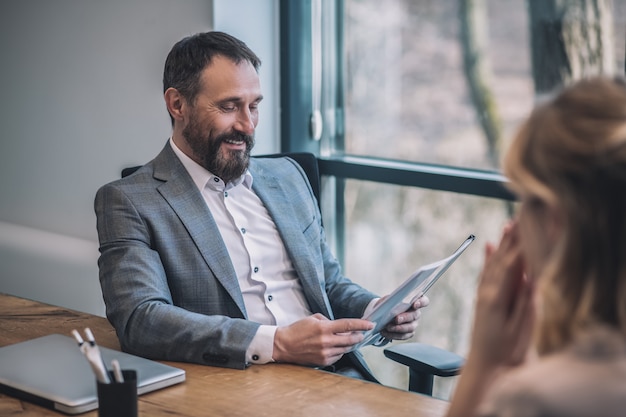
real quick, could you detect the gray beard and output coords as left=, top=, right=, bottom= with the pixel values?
left=182, top=123, right=254, bottom=183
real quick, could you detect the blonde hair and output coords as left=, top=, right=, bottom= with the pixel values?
left=504, top=77, right=626, bottom=354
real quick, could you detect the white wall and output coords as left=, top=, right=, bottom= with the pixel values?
left=213, top=0, right=281, bottom=156
left=0, top=0, right=279, bottom=316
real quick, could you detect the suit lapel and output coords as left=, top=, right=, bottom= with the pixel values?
left=250, top=160, right=333, bottom=319
left=152, top=144, right=248, bottom=317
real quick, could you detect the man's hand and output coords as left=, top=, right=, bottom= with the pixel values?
left=273, top=314, right=375, bottom=367
left=379, top=295, right=429, bottom=341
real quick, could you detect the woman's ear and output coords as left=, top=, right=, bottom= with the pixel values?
left=545, top=202, right=564, bottom=244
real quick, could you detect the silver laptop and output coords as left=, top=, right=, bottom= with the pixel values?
left=0, top=334, right=186, bottom=415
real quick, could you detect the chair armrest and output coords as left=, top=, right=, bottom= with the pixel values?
left=384, top=342, right=464, bottom=377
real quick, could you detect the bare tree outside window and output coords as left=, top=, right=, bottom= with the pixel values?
left=529, top=0, right=615, bottom=95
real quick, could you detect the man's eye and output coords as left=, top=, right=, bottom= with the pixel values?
left=221, top=105, right=236, bottom=112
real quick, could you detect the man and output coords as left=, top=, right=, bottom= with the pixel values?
left=95, top=31, right=427, bottom=381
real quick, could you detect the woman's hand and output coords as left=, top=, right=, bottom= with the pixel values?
left=445, top=221, right=536, bottom=417
left=469, top=220, right=536, bottom=372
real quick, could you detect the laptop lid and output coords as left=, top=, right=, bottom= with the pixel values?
left=0, top=334, right=185, bottom=415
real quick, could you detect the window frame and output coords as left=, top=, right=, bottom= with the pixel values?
left=279, top=0, right=514, bottom=261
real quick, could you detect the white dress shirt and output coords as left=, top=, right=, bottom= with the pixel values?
left=170, top=139, right=312, bottom=364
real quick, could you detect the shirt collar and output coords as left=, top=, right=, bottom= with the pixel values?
left=169, top=137, right=253, bottom=192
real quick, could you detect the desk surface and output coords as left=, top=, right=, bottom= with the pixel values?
left=0, top=293, right=448, bottom=417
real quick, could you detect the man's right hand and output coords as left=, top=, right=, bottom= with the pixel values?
left=273, top=313, right=375, bottom=367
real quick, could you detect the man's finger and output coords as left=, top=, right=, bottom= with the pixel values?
left=416, top=295, right=430, bottom=308
left=331, top=318, right=375, bottom=333
left=311, top=313, right=330, bottom=321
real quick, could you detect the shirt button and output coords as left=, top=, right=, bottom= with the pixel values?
left=224, top=191, right=228, bottom=197
left=268, top=295, right=273, bottom=302
left=241, top=228, right=246, bottom=234
left=213, top=177, right=220, bottom=182
left=252, top=354, right=260, bottom=361
left=253, top=266, right=259, bottom=273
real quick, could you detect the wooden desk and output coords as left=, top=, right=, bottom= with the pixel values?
left=0, top=293, right=448, bottom=417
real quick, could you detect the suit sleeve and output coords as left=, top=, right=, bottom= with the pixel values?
left=95, top=182, right=259, bottom=370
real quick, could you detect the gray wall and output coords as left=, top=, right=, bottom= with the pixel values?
left=0, top=0, right=279, bottom=316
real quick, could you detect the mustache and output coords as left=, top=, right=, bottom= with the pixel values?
left=215, top=131, right=255, bottom=148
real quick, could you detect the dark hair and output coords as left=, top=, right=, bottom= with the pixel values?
left=163, top=31, right=261, bottom=123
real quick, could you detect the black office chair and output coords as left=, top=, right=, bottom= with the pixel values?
left=121, top=152, right=463, bottom=396
left=384, top=342, right=463, bottom=395
left=255, top=152, right=322, bottom=211
left=120, top=165, right=142, bottom=178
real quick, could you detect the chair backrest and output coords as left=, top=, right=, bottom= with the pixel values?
left=121, top=152, right=321, bottom=206
left=254, top=152, right=321, bottom=206
left=121, top=165, right=141, bottom=178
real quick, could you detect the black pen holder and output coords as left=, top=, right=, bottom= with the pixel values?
left=96, top=370, right=138, bottom=417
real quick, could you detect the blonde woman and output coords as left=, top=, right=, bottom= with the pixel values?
left=447, top=77, right=626, bottom=417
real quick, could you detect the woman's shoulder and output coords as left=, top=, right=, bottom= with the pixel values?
left=478, top=326, right=626, bottom=417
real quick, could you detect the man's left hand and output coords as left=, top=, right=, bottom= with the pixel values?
left=379, top=295, right=429, bottom=340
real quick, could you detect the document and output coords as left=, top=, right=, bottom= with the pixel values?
left=354, top=234, right=476, bottom=350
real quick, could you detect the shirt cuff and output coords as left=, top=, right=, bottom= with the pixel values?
left=246, top=325, right=277, bottom=364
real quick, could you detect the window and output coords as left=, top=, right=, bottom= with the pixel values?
left=343, top=0, right=626, bottom=169
left=343, top=0, right=531, bottom=169
left=345, top=180, right=512, bottom=394
left=280, top=0, right=626, bottom=397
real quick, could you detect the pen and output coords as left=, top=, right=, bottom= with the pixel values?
left=71, top=328, right=111, bottom=384
left=111, top=359, right=125, bottom=383
left=84, top=328, right=111, bottom=384
left=71, top=329, right=84, bottom=346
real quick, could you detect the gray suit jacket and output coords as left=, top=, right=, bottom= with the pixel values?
left=95, top=142, right=377, bottom=372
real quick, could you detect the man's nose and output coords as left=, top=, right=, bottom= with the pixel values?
left=235, top=109, right=256, bottom=135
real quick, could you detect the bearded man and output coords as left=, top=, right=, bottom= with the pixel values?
left=95, top=31, right=427, bottom=381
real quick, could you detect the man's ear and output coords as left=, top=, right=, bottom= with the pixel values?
left=164, top=88, right=186, bottom=123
